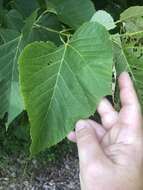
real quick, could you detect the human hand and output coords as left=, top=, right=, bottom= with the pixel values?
left=68, top=72, right=143, bottom=190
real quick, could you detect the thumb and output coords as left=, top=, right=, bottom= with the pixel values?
left=75, top=120, right=105, bottom=166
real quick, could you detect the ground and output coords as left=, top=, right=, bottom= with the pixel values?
left=0, top=138, right=80, bottom=190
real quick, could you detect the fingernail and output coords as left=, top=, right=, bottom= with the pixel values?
left=121, top=71, right=129, bottom=77
left=76, top=120, right=86, bottom=132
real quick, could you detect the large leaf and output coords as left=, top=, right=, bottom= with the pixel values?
left=49, top=0, right=95, bottom=29
left=0, top=9, right=67, bottom=125
left=19, top=22, right=113, bottom=155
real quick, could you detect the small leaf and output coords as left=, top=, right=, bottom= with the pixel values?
left=19, top=22, right=113, bottom=155
left=91, top=10, right=116, bottom=30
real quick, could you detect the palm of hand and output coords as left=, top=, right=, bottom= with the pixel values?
left=99, top=91, right=143, bottom=167
left=68, top=72, right=143, bottom=190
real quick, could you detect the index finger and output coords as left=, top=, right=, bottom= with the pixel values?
left=118, top=72, right=141, bottom=112
left=118, top=72, right=143, bottom=129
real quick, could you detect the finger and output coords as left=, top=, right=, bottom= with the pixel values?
left=118, top=72, right=142, bottom=127
left=118, top=72, right=141, bottom=110
left=67, top=131, right=77, bottom=143
left=67, top=119, right=106, bottom=143
left=75, top=120, right=106, bottom=165
left=97, top=98, right=118, bottom=129
left=86, top=119, right=106, bottom=142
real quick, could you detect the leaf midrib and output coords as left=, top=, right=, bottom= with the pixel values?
left=42, top=43, right=68, bottom=123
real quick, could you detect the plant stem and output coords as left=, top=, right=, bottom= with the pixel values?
left=34, top=24, right=70, bottom=37
left=120, top=30, right=143, bottom=37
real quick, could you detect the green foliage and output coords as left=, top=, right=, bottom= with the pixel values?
left=91, top=10, right=116, bottom=30
left=120, top=6, right=143, bottom=21
left=19, top=22, right=113, bottom=154
left=0, top=0, right=143, bottom=155
left=12, top=0, right=39, bottom=18
left=49, top=0, right=95, bottom=29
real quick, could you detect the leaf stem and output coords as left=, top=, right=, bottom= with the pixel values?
left=114, top=20, right=121, bottom=24
left=120, top=30, right=143, bottom=37
left=33, top=24, right=70, bottom=37
left=35, top=9, right=56, bottom=24
left=0, top=31, right=6, bottom=44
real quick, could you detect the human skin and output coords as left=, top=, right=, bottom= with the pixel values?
left=67, top=72, right=143, bottom=190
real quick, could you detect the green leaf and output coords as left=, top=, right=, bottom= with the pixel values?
left=22, top=10, right=62, bottom=46
left=0, top=9, right=7, bottom=27
left=0, top=9, right=65, bottom=125
left=5, top=9, right=24, bottom=32
left=49, top=0, right=95, bottom=29
left=29, top=13, right=62, bottom=45
left=0, top=11, right=39, bottom=125
left=0, top=37, right=24, bottom=124
left=91, top=10, right=116, bottom=30
left=112, top=34, right=128, bottom=75
left=22, top=10, right=38, bottom=47
left=12, top=0, right=39, bottom=18
left=113, top=33, right=143, bottom=110
left=0, top=0, right=3, bottom=10
left=19, top=22, right=113, bottom=155
left=123, top=37, right=143, bottom=109
left=123, top=18, right=143, bottom=33
left=124, top=49, right=143, bottom=109
left=120, top=6, right=143, bottom=33
left=0, top=28, right=20, bottom=43
left=120, top=6, right=143, bottom=21
left=112, top=34, right=129, bottom=111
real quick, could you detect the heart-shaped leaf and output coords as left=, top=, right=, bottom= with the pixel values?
left=19, top=22, right=113, bottom=155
